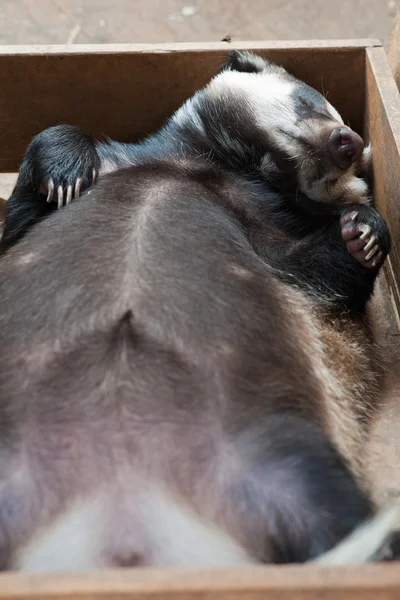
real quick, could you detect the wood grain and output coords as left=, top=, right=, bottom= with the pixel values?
left=0, top=39, right=381, bottom=53
left=366, top=46, right=400, bottom=311
left=0, top=41, right=371, bottom=172
left=387, top=9, right=400, bottom=90
left=0, top=565, right=399, bottom=600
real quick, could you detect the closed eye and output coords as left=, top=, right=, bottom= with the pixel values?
left=277, top=128, right=308, bottom=144
left=296, top=97, right=336, bottom=121
left=277, top=127, right=303, bottom=140
left=298, top=97, right=314, bottom=110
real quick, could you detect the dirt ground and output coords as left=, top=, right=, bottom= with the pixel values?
left=1, top=0, right=399, bottom=46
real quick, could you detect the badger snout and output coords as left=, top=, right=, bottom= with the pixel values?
left=327, top=128, right=364, bottom=170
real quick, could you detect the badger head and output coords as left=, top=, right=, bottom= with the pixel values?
left=172, top=51, right=371, bottom=208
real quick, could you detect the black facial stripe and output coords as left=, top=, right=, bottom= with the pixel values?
left=190, top=95, right=301, bottom=191
left=290, top=82, right=332, bottom=121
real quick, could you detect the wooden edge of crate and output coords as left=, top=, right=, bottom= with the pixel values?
left=0, top=37, right=398, bottom=600
left=0, top=38, right=382, bottom=56
left=366, top=46, right=400, bottom=313
left=388, top=9, right=400, bottom=87
left=0, top=564, right=399, bottom=599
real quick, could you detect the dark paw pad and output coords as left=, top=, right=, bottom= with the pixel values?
left=340, top=207, right=391, bottom=269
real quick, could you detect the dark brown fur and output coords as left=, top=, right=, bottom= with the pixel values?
left=0, top=157, right=384, bottom=568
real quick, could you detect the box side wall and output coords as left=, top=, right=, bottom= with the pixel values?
left=366, top=47, right=400, bottom=310
left=0, top=45, right=366, bottom=172
left=0, top=564, right=400, bottom=600
left=388, top=10, right=400, bottom=90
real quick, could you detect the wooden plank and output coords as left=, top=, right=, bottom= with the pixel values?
left=0, top=43, right=366, bottom=172
left=0, top=197, right=6, bottom=230
left=0, top=173, right=16, bottom=200
left=366, top=47, right=400, bottom=312
left=0, top=40, right=381, bottom=55
left=0, top=565, right=399, bottom=600
left=387, top=9, right=400, bottom=90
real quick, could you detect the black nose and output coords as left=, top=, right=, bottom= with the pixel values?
left=327, top=127, right=364, bottom=170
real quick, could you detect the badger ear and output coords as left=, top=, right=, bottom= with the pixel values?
left=223, top=50, right=266, bottom=73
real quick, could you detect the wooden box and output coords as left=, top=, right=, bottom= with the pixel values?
left=1, top=38, right=400, bottom=598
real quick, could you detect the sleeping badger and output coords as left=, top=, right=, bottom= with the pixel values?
left=0, top=51, right=396, bottom=571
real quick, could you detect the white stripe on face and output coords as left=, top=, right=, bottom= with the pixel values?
left=207, top=69, right=299, bottom=158
left=325, top=101, right=345, bottom=126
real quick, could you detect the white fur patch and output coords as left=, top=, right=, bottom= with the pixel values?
left=324, top=101, right=345, bottom=125
left=226, top=263, right=254, bottom=280
left=173, top=97, right=206, bottom=137
left=15, top=485, right=253, bottom=572
left=307, top=174, right=369, bottom=204
left=141, top=487, right=254, bottom=568
left=359, top=143, right=372, bottom=172
left=16, top=496, right=104, bottom=572
left=15, top=252, right=42, bottom=266
left=346, top=177, right=370, bottom=202
left=207, top=69, right=301, bottom=157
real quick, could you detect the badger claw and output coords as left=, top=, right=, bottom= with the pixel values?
left=46, top=179, right=54, bottom=203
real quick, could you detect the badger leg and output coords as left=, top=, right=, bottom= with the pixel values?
left=0, top=125, right=100, bottom=252
left=216, top=414, right=373, bottom=563
left=314, top=503, right=400, bottom=565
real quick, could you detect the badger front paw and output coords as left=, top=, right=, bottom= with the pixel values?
left=25, top=125, right=100, bottom=209
left=340, top=205, right=391, bottom=269
left=42, top=169, right=97, bottom=209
